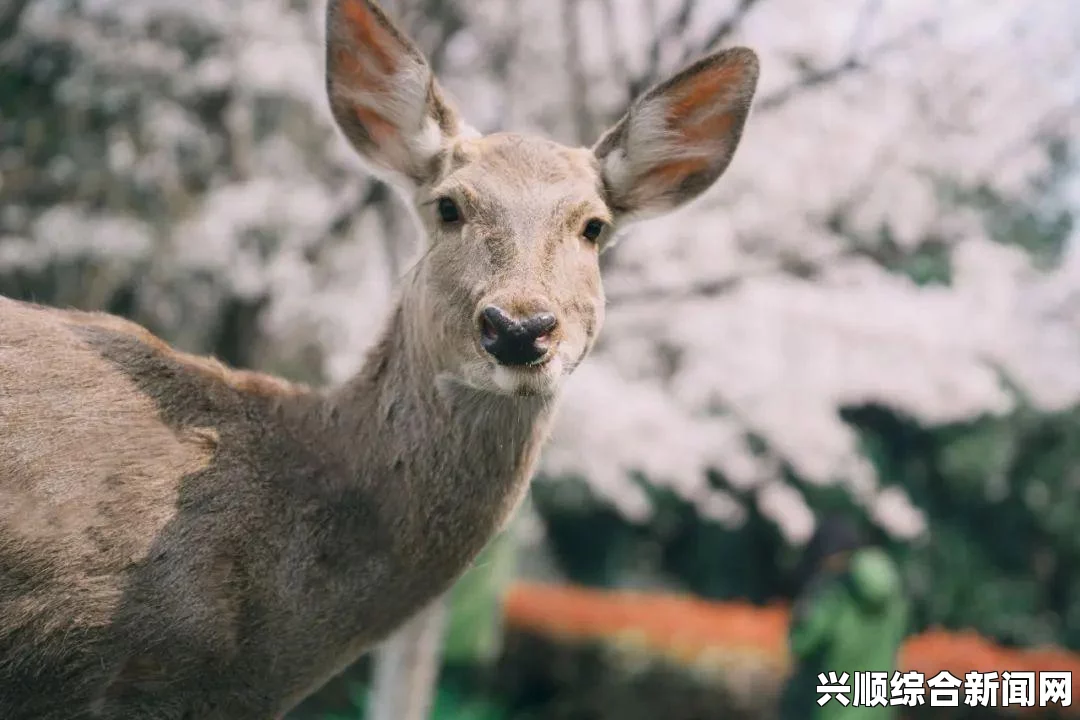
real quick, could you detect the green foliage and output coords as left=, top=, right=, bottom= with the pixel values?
left=938, top=137, right=1075, bottom=271
left=427, top=684, right=506, bottom=720
left=443, top=530, right=518, bottom=665
left=533, top=472, right=798, bottom=601
left=533, top=397, right=1080, bottom=657
left=530, top=476, right=642, bottom=587
left=832, top=401, right=1080, bottom=649
left=301, top=678, right=506, bottom=720
left=823, top=138, right=1076, bottom=288
left=314, top=682, right=371, bottom=720
left=825, top=209, right=954, bottom=287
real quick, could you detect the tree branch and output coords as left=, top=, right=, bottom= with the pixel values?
left=603, top=246, right=862, bottom=308
left=365, top=598, right=450, bottom=720
left=678, top=0, right=762, bottom=67
left=599, top=0, right=632, bottom=91
left=561, top=0, right=594, bottom=145
left=629, top=0, right=760, bottom=100
left=629, top=0, right=696, bottom=99
left=757, top=19, right=936, bottom=112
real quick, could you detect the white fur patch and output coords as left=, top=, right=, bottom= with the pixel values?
left=599, top=147, right=632, bottom=199
left=408, top=117, right=444, bottom=164
left=492, top=365, right=520, bottom=394
left=491, top=357, right=564, bottom=397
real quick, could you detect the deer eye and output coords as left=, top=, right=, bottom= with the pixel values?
left=582, top=218, right=606, bottom=243
left=437, top=197, right=461, bottom=224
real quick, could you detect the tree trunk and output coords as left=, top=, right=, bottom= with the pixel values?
left=365, top=598, right=450, bottom=720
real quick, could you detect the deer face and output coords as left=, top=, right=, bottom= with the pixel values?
left=326, top=0, right=759, bottom=397
left=409, top=134, right=609, bottom=397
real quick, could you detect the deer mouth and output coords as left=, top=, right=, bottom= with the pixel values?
left=491, top=353, right=563, bottom=396
left=520, top=350, right=555, bottom=370
left=498, top=356, right=555, bottom=377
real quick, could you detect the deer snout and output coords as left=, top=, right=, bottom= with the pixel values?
left=478, top=305, right=558, bottom=367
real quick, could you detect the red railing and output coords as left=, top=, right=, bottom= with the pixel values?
left=505, top=581, right=1080, bottom=712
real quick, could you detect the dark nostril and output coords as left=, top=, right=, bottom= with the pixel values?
left=479, top=309, right=501, bottom=342
left=478, top=305, right=558, bottom=367
left=524, top=312, right=558, bottom=339
left=481, top=306, right=513, bottom=336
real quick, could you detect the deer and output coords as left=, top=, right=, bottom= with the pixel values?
left=0, top=0, right=759, bottom=717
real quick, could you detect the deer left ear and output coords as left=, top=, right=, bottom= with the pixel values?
left=325, top=0, right=468, bottom=188
left=593, top=48, right=760, bottom=223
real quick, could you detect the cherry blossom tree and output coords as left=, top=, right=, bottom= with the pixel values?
left=2, top=0, right=1078, bottom=662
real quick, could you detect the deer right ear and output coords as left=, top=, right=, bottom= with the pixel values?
left=325, top=0, right=467, bottom=188
left=593, top=48, right=759, bottom=223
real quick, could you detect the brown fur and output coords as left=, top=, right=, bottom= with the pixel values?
left=61, top=306, right=309, bottom=397
left=0, top=293, right=553, bottom=719
left=0, top=1, right=759, bottom=717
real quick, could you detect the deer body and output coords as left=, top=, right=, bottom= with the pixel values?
left=0, top=291, right=548, bottom=719
left=0, top=1, right=759, bottom=716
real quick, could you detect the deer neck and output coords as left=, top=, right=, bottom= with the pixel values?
left=325, top=285, right=556, bottom=588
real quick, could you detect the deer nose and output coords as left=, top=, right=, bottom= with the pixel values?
left=479, top=305, right=558, bottom=367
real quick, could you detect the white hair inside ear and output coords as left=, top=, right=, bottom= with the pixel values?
left=593, top=47, right=760, bottom=223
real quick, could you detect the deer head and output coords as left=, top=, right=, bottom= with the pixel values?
left=325, top=0, right=759, bottom=398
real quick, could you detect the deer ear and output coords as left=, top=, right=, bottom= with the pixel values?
left=593, top=48, right=759, bottom=222
left=325, top=0, right=468, bottom=187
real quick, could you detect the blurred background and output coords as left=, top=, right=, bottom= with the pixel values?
left=2, top=0, right=1079, bottom=718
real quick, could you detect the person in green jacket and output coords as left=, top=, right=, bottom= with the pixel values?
left=778, top=514, right=909, bottom=720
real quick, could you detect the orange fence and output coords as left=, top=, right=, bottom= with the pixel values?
left=505, top=581, right=1080, bottom=711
